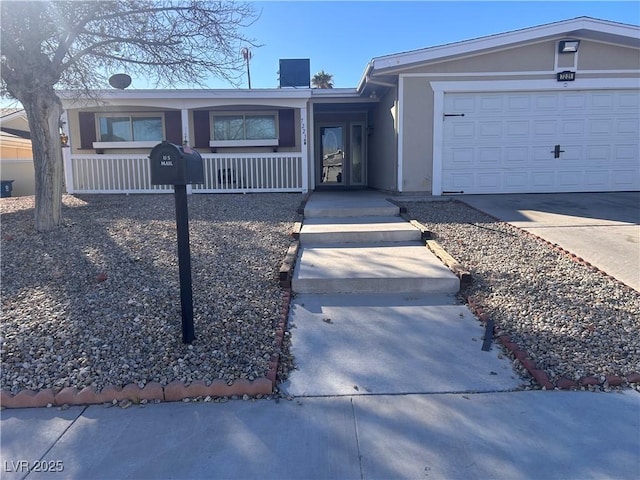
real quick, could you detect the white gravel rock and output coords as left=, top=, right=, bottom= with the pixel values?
left=1, top=193, right=301, bottom=394
left=400, top=199, right=640, bottom=386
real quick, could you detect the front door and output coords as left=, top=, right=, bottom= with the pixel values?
left=317, top=121, right=366, bottom=188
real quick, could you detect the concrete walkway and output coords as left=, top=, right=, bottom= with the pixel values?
left=285, top=191, right=520, bottom=396
left=2, top=191, right=639, bottom=479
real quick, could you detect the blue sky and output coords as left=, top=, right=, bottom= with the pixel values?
left=222, top=0, right=639, bottom=89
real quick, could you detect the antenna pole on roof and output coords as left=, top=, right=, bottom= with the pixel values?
left=241, top=47, right=252, bottom=89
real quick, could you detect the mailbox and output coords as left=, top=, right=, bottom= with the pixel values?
left=149, top=141, right=204, bottom=185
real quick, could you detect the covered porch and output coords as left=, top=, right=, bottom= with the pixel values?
left=60, top=89, right=312, bottom=194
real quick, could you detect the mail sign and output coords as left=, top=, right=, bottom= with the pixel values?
left=557, top=71, right=576, bottom=82
left=149, top=141, right=204, bottom=185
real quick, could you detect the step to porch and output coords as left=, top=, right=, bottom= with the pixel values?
left=299, top=216, right=422, bottom=244
left=292, top=242, right=460, bottom=294
left=303, top=192, right=399, bottom=218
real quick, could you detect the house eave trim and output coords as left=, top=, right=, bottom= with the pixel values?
left=371, top=17, right=640, bottom=74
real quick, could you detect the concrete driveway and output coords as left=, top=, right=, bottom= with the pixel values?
left=458, top=192, right=640, bottom=291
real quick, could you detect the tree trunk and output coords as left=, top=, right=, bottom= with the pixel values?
left=22, top=89, right=64, bottom=232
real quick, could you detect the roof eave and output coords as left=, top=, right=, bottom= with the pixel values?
left=370, top=17, right=640, bottom=74
left=57, top=88, right=315, bottom=102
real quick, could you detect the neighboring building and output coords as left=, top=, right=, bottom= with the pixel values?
left=60, top=17, right=640, bottom=196
left=0, top=109, right=35, bottom=197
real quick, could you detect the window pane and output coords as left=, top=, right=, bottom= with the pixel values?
left=214, top=116, right=244, bottom=140
left=132, top=117, right=163, bottom=141
left=99, top=117, right=131, bottom=141
left=245, top=115, right=276, bottom=140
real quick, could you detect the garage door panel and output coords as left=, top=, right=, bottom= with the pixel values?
left=586, top=145, right=611, bottom=162
left=478, top=147, right=501, bottom=165
left=505, top=146, right=530, bottom=165
left=534, top=119, right=558, bottom=136
left=558, top=171, right=582, bottom=188
left=450, top=147, right=474, bottom=166
left=442, top=89, right=640, bottom=194
left=506, top=95, right=531, bottom=111
left=617, top=92, right=639, bottom=110
left=449, top=96, right=475, bottom=112
left=451, top=122, right=474, bottom=139
left=444, top=173, right=474, bottom=190
left=503, top=172, right=529, bottom=189
left=479, top=96, right=503, bottom=112
left=558, top=146, right=583, bottom=163
left=531, top=171, right=555, bottom=189
left=617, top=118, right=639, bottom=135
left=531, top=146, right=555, bottom=163
left=533, top=94, right=559, bottom=111
left=562, top=94, right=588, bottom=110
left=506, top=121, right=530, bottom=137
left=585, top=170, right=609, bottom=186
left=591, top=92, right=615, bottom=110
left=561, top=119, right=586, bottom=136
left=589, top=119, right=613, bottom=135
left=614, top=144, right=638, bottom=163
left=479, top=122, right=502, bottom=137
left=612, top=170, right=639, bottom=188
left=478, top=173, right=501, bottom=189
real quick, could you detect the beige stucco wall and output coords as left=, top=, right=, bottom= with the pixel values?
left=578, top=42, right=640, bottom=70
left=395, top=38, right=640, bottom=193
left=400, top=78, right=434, bottom=193
left=399, top=41, right=556, bottom=75
left=368, top=87, right=398, bottom=192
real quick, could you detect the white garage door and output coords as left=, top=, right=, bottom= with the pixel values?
left=441, top=90, right=640, bottom=194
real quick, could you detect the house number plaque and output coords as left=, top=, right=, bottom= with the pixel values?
left=557, top=71, right=576, bottom=82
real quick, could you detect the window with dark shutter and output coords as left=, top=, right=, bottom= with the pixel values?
left=193, top=110, right=210, bottom=148
left=164, top=110, right=182, bottom=144
left=278, top=109, right=295, bottom=147
left=78, top=112, right=96, bottom=149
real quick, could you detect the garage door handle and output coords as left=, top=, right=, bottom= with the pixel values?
left=551, top=144, right=565, bottom=158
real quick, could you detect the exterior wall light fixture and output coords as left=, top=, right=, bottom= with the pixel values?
left=559, top=40, right=580, bottom=53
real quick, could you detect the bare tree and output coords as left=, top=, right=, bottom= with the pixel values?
left=1, top=1, right=257, bottom=231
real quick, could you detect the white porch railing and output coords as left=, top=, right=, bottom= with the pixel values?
left=66, top=152, right=306, bottom=194
left=195, top=153, right=303, bottom=193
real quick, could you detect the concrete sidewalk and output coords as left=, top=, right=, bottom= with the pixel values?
left=2, top=390, right=638, bottom=479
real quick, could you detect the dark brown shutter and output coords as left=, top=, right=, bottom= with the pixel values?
left=78, top=112, right=96, bottom=149
left=193, top=110, right=210, bottom=148
left=164, top=110, right=182, bottom=144
left=278, top=109, right=295, bottom=147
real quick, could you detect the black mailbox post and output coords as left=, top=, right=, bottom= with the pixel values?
left=149, top=141, right=204, bottom=344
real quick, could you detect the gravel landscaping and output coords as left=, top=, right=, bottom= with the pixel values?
left=1, top=193, right=302, bottom=395
left=3, top=193, right=638, bottom=397
left=399, top=199, right=640, bottom=390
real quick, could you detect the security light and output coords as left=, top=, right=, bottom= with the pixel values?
left=559, top=40, right=580, bottom=53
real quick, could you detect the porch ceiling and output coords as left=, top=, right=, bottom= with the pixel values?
left=313, top=101, right=379, bottom=113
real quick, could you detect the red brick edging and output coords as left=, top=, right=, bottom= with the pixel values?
left=466, top=295, right=640, bottom=390
left=1, top=288, right=294, bottom=409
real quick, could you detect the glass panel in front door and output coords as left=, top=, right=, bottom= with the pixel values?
left=321, top=126, right=344, bottom=184
left=350, top=123, right=365, bottom=185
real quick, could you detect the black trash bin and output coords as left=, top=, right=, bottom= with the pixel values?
left=1, top=180, right=14, bottom=198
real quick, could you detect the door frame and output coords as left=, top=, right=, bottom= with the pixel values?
left=314, top=113, right=368, bottom=190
